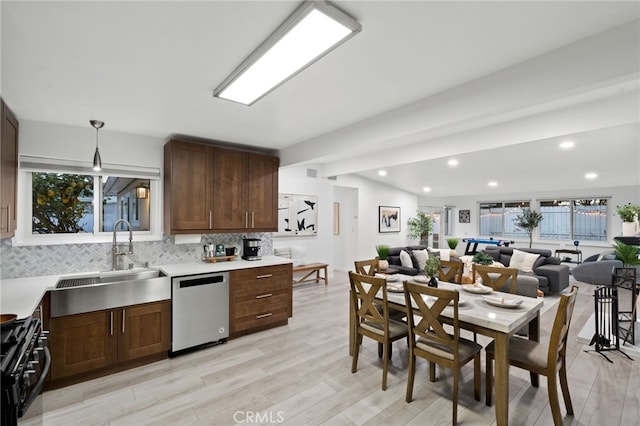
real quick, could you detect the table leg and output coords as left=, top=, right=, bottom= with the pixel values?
left=494, top=333, right=509, bottom=426
left=529, top=312, right=540, bottom=387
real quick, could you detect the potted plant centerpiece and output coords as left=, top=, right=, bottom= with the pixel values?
left=616, top=203, right=640, bottom=236
left=424, top=255, right=440, bottom=287
left=375, top=244, right=390, bottom=271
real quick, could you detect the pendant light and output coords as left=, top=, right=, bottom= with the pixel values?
left=90, top=119, right=104, bottom=171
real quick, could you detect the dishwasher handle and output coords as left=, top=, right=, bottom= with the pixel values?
left=177, top=275, right=225, bottom=289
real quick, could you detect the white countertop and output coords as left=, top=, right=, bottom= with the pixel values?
left=0, top=256, right=293, bottom=319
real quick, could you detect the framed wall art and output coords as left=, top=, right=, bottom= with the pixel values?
left=379, top=205, right=401, bottom=233
left=275, top=193, right=318, bottom=237
left=459, top=209, right=471, bottom=223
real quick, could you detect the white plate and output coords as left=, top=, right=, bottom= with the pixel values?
left=413, top=276, right=430, bottom=283
left=449, top=298, right=467, bottom=306
left=387, top=283, right=404, bottom=293
left=483, top=296, right=523, bottom=309
left=462, top=284, right=493, bottom=294
left=375, top=273, right=399, bottom=282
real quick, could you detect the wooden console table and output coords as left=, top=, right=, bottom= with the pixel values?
left=292, top=263, right=328, bottom=286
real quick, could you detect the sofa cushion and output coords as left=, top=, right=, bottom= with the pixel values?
left=399, top=250, right=413, bottom=268
left=510, top=249, right=540, bottom=273
left=412, top=249, right=429, bottom=270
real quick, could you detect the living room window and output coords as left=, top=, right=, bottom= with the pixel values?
left=539, top=199, right=607, bottom=241
left=479, top=201, right=530, bottom=238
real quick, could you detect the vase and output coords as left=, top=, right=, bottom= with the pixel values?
left=622, top=221, right=637, bottom=237
left=428, top=276, right=438, bottom=288
left=378, top=259, right=389, bottom=271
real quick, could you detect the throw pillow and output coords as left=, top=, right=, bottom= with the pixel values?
left=399, top=250, right=413, bottom=268
left=438, top=249, right=451, bottom=261
left=509, top=249, right=539, bottom=273
left=412, top=249, right=428, bottom=270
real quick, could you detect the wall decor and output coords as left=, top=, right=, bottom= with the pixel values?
left=379, top=205, right=401, bottom=233
left=275, top=193, right=318, bottom=236
left=333, top=202, right=340, bottom=235
left=459, top=209, right=471, bottom=223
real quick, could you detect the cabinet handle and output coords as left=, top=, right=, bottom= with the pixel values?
left=256, top=313, right=273, bottom=319
left=245, top=212, right=248, bottom=228
left=256, top=293, right=272, bottom=299
left=0, top=205, right=8, bottom=232
left=256, top=274, right=273, bottom=279
left=209, top=211, right=212, bottom=229
left=110, top=311, right=113, bottom=336
left=122, top=309, right=125, bottom=334
left=251, top=212, right=255, bottom=228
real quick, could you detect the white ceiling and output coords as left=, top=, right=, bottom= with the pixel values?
left=2, top=1, right=639, bottom=197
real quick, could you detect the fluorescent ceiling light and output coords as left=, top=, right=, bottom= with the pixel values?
left=213, top=1, right=361, bottom=105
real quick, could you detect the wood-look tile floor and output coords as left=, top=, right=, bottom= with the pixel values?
left=22, top=272, right=639, bottom=426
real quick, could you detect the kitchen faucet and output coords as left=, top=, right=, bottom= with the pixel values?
left=112, top=219, right=134, bottom=271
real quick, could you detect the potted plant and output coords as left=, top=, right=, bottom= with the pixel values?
left=616, top=203, right=640, bottom=236
left=513, top=209, right=543, bottom=248
left=424, top=255, right=440, bottom=287
left=407, top=211, right=433, bottom=245
left=472, top=252, right=494, bottom=266
left=375, top=244, right=390, bottom=270
left=613, top=240, right=640, bottom=267
left=446, top=238, right=459, bottom=250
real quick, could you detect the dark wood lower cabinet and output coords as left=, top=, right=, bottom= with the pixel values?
left=49, top=300, right=170, bottom=383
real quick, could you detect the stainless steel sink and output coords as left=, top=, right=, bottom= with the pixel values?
left=51, top=268, right=170, bottom=317
left=55, top=269, right=165, bottom=289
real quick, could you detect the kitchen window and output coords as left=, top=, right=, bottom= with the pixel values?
left=16, top=156, right=161, bottom=245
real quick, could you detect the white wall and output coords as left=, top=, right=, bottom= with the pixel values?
left=422, top=185, right=640, bottom=260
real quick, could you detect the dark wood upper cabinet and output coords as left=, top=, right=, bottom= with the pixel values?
left=164, top=140, right=278, bottom=235
left=1, top=99, right=18, bottom=238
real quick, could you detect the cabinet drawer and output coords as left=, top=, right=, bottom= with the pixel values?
left=231, top=265, right=291, bottom=290
left=232, top=306, right=289, bottom=333
left=233, top=293, right=290, bottom=318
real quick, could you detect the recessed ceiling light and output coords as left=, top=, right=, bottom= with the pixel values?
left=585, top=172, right=598, bottom=179
left=559, top=141, right=575, bottom=149
left=447, top=159, right=459, bottom=166
left=488, top=181, right=498, bottom=187
left=423, top=187, right=431, bottom=192
left=378, top=170, right=387, bottom=176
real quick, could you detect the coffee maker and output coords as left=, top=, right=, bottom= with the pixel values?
left=242, top=238, right=261, bottom=261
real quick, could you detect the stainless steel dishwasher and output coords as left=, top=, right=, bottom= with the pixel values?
left=171, top=272, right=229, bottom=355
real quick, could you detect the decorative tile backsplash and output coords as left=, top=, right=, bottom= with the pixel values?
left=0, top=233, right=272, bottom=279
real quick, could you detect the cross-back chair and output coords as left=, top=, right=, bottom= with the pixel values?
left=472, top=265, right=518, bottom=293
left=438, top=260, right=464, bottom=284
left=485, top=285, right=579, bottom=426
left=349, top=271, right=409, bottom=390
left=403, top=281, right=482, bottom=425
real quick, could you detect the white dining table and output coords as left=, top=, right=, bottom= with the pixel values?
left=348, top=275, right=544, bottom=426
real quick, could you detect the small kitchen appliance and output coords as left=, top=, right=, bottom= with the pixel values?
left=242, top=238, right=261, bottom=260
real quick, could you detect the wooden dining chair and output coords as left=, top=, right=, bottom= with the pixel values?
left=485, top=285, right=579, bottom=425
left=472, top=264, right=518, bottom=293
left=349, top=271, right=408, bottom=390
left=438, top=260, right=464, bottom=284
left=403, top=281, right=482, bottom=425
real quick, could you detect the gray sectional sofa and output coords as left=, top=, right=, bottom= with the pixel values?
left=482, top=246, right=570, bottom=295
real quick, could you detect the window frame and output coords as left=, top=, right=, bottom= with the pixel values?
left=539, top=198, right=608, bottom=242
left=15, top=157, right=162, bottom=246
left=478, top=201, right=530, bottom=238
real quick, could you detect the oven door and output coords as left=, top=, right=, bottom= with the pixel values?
left=18, top=346, right=51, bottom=424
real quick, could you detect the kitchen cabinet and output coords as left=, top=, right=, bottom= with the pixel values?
left=49, top=300, right=170, bottom=381
left=212, top=147, right=279, bottom=232
left=164, top=140, right=278, bottom=235
left=229, top=264, right=292, bottom=337
left=0, top=99, right=18, bottom=238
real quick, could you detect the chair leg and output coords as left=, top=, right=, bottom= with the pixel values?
left=452, top=368, right=459, bottom=426
left=473, top=353, right=481, bottom=401
left=388, top=342, right=393, bottom=360
left=559, top=363, right=574, bottom=415
left=406, top=353, right=415, bottom=402
left=547, top=371, right=563, bottom=426
left=485, top=353, right=493, bottom=406
left=351, top=334, right=362, bottom=373
left=378, top=342, right=383, bottom=358
left=382, top=342, right=389, bottom=390
left=429, top=361, right=436, bottom=382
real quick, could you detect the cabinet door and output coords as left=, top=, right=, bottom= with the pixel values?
left=212, top=147, right=247, bottom=230
left=164, top=140, right=213, bottom=233
left=118, top=301, right=171, bottom=362
left=0, top=100, right=18, bottom=238
left=246, top=153, right=278, bottom=231
left=49, top=311, right=116, bottom=380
